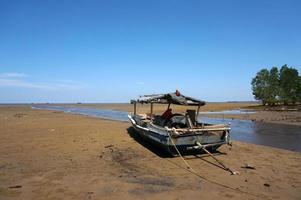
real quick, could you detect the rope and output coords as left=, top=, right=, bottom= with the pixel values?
left=167, top=131, right=198, bottom=174
left=166, top=131, right=270, bottom=200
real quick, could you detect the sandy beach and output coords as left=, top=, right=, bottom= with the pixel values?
left=0, top=106, right=300, bottom=200
left=1, top=0, right=300, bottom=199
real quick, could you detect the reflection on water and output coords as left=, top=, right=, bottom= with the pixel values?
left=32, top=105, right=301, bottom=152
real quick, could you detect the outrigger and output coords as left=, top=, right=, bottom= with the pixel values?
left=128, top=90, right=232, bottom=155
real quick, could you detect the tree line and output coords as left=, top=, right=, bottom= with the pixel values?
left=251, top=65, right=301, bottom=106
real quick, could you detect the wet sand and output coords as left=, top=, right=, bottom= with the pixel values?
left=0, top=106, right=301, bottom=200
left=201, top=111, right=301, bottom=126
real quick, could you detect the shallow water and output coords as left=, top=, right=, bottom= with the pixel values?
left=32, top=105, right=129, bottom=122
left=32, top=105, right=301, bottom=152
left=199, top=117, right=301, bottom=152
left=199, top=109, right=256, bottom=115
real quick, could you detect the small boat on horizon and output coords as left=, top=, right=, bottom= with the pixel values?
left=128, top=90, right=232, bottom=156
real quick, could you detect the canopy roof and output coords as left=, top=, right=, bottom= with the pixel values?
left=131, top=91, right=206, bottom=106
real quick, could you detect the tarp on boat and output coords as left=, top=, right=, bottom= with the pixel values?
left=131, top=91, right=206, bottom=106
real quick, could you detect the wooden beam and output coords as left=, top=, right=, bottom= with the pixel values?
left=150, top=103, right=154, bottom=118
left=168, top=127, right=231, bottom=132
left=196, top=105, right=200, bottom=125
left=134, top=102, right=137, bottom=115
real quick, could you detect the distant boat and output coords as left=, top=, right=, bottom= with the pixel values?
left=128, top=90, right=231, bottom=155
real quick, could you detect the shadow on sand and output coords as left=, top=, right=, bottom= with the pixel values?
left=127, top=127, right=173, bottom=158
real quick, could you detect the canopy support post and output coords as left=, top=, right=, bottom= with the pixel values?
left=150, top=103, right=154, bottom=118
left=196, top=105, right=200, bottom=125
left=134, top=102, right=137, bottom=115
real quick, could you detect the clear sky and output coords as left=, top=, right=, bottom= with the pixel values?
left=0, top=0, right=300, bottom=103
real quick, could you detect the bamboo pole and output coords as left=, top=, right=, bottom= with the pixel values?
left=150, top=103, right=153, bottom=118
left=168, top=127, right=231, bottom=132
left=196, top=142, right=238, bottom=175
left=196, top=105, right=200, bottom=125
left=134, top=102, right=137, bottom=115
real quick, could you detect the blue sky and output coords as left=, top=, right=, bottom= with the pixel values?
left=0, top=0, right=300, bottom=103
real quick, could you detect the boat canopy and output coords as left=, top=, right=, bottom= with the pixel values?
left=131, top=91, right=206, bottom=106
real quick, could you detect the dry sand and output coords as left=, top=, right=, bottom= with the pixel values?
left=0, top=106, right=301, bottom=200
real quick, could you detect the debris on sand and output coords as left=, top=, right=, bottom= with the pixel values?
left=241, top=164, right=256, bottom=170
left=264, top=183, right=271, bottom=187
left=14, top=113, right=27, bottom=118
left=105, top=144, right=114, bottom=148
left=8, top=185, right=22, bottom=189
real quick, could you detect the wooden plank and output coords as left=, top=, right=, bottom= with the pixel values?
left=168, top=127, right=231, bottom=132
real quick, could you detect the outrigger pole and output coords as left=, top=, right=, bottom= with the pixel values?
left=196, top=142, right=238, bottom=175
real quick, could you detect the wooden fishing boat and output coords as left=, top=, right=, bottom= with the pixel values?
left=128, top=90, right=231, bottom=155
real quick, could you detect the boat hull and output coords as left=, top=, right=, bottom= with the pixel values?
left=129, top=115, right=230, bottom=155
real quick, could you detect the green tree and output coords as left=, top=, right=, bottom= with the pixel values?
left=267, top=67, right=280, bottom=105
left=252, top=67, right=281, bottom=105
left=298, top=76, right=301, bottom=102
left=279, top=65, right=300, bottom=105
left=251, top=69, right=271, bottom=105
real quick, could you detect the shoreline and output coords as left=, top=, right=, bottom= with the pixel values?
left=12, top=102, right=300, bottom=126
left=29, top=105, right=301, bottom=152
left=200, top=111, right=301, bottom=126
